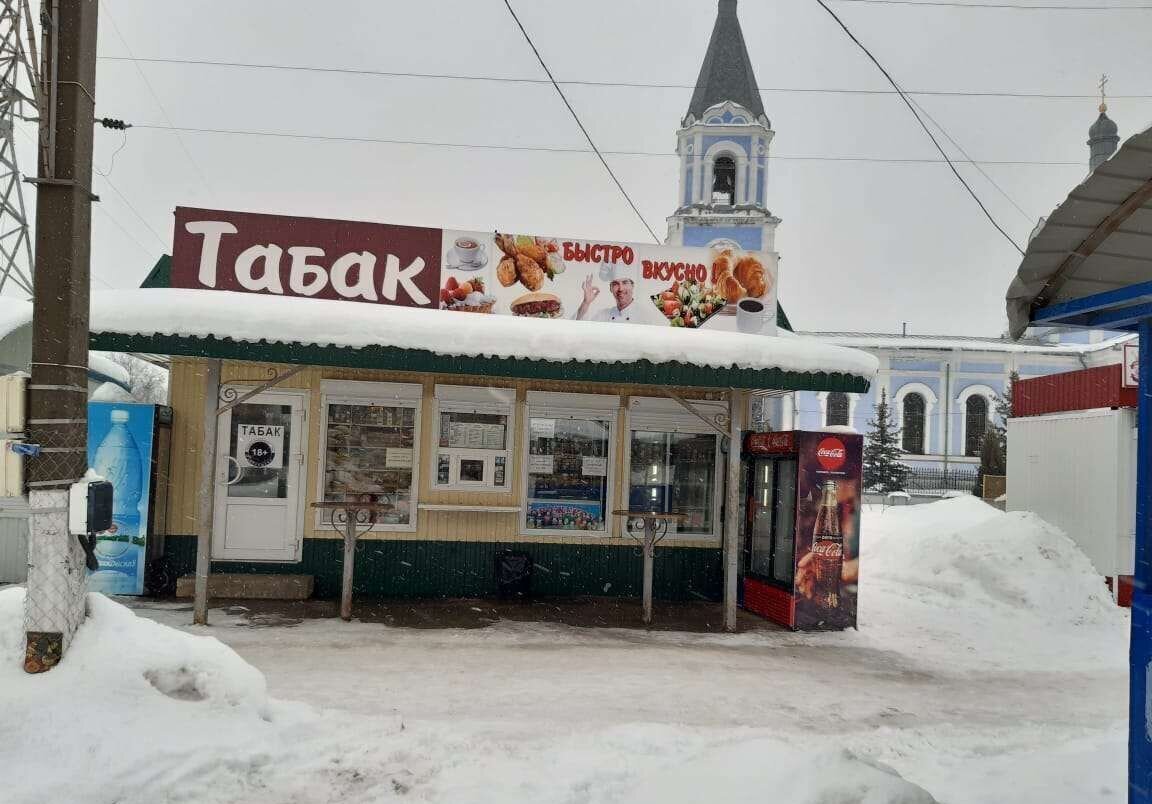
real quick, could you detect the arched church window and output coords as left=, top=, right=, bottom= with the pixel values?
left=826, top=392, right=849, bottom=427
left=902, top=393, right=926, bottom=455
left=712, top=156, right=735, bottom=204
left=964, top=396, right=988, bottom=457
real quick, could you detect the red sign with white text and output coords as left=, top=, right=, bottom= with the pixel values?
left=169, top=207, right=779, bottom=335
left=815, top=437, right=847, bottom=471
left=744, top=431, right=795, bottom=454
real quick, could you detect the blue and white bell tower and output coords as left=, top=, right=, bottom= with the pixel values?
left=666, top=0, right=780, bottom=259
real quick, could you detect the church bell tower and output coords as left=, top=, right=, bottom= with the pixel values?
left=666, top=0, right=780, bottom=258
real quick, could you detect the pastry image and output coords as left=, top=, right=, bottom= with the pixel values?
left=497, top=256, right=518, bottom=287
left=733, top=255, right=769, bottom=298
left=439, top=275, right=496, bottom=313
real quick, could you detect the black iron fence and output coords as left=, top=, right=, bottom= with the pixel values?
left=901, top=465, right=979, bottom=495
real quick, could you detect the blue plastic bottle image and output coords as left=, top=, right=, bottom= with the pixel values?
left=92, top=409, right=142, bottom=559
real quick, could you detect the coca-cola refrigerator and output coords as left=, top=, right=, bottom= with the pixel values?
left=740, top=430, right=863, bottom=630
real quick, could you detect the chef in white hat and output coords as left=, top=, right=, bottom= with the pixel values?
left=574, top=261, right=664, bottom=325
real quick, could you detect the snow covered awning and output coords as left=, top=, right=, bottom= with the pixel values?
left=1006, top=123, right=1152, bottom=339
left=74, top=289, right=875, bottom=391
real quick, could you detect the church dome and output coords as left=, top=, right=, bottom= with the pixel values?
left=1089, top=106, right=1118, bottom=139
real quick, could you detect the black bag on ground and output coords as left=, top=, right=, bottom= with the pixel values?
left=495, top=549, right=532, bottom=599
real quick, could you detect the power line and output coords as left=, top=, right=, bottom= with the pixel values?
left=94, top=55, right=1152, bottom=100
left=833, top=0, right=1152, bottom=8
left=815, top=0, right=1026, bottom=255
left=128, top=122, right=1085, bottom=166
left=908, top=97, right=1036, bottom=223
left=99, top=0, right=217, bottom=203
left=501, top=0, right=659, bottom=243
left=95, top=172, right=168, bottom=250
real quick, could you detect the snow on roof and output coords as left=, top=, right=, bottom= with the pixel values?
left=87, top=352, right=131, bottom=387
left=801, top=330, right=1134, bottom=355
left=86, top=289, right=879, bottom=380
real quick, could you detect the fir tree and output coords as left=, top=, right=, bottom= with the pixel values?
left=974, top=372, right=1016, bottom=496
left=863, top=389, right=908, bottom=493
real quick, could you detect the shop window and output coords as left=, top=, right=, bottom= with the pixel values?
left=318, top=381, right=421, bottom=531
left=826, top=392, right=849, bottom=428
left=964, top=395, right=988, bottom=457
left=901, top=393, right=926, bottom=455
left=628, top=431, right=718, bottom=536
left=712, top=155, right=735, bottom=204
left=525, top=415, right=612, bottom=534
left=433, top=386, right=515, bottom=492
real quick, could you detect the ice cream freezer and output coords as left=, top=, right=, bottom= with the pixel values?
left=739, top=430, right=863, bottom=630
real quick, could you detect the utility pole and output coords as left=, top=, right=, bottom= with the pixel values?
left=23, top=0, right=98, bottom=673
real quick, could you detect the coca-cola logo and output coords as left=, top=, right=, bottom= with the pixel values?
left=815, top=437, right=847, bottom=471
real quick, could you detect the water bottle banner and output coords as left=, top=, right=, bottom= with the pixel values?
left=86, top=402, right=156, bottom=596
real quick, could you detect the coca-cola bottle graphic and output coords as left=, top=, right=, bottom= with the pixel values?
left=811, top=480, right=844, bottom=609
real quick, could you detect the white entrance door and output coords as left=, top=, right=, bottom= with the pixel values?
left=212, top=390, right=306, bottom=562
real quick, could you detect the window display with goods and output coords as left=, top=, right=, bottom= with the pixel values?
left=524, top=408, right=615, bottom=535
left=432, top=385, right=515, bottom=492
left=170, top=207, right=778, bottom=336
left=317, top=382, right=421, bottom=531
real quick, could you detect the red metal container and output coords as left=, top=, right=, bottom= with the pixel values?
left=1013, top=363, right=1136, bottom=417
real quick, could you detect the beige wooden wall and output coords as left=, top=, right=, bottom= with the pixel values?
left=166, top=357, right=728, bottom=548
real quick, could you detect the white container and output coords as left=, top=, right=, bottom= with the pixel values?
left=1007, top=408, right=1136, bottom=584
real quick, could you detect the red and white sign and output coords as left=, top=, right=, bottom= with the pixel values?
left=745, top=431, right=795, bottom=454
left=170, top=207, right=779, bottom=336
left=1123, top=342, right=1139, bottom=389
left=815, top=437, right=847, bottom=471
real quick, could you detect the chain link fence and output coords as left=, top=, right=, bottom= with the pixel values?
left=22, top=490, right=88, bottom=670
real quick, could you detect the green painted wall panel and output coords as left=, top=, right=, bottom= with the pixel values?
left=161, top=536, right=722, bottom=602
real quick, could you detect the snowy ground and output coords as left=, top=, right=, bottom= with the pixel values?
left=0, top=498, right=1130, bottom=803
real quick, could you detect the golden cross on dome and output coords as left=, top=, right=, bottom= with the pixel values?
left=1099, top=73, right=1109, bottom=112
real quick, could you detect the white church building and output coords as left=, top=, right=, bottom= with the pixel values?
left=668, top=0, right=1131, bottom=477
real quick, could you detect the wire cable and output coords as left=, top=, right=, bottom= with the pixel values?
left=501, top=0, right=659, bottom=243
left=127, top=123, right=1084, bottom=166
left=95, top=173, right=168, bottom=250
left=815, top=0, right=1026, bottom=255
left=99, top=0, right=217, bottom=203
left=93, top=55, right=1152, bottom=100
left=908, top=97, right=1036, bottom=223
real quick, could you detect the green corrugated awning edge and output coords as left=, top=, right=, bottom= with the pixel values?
left=89, top=331, right=870, bottom=393
left=141, top=252, right=796, bottom=331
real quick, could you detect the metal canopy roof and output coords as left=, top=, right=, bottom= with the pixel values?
left=1006, top=124, right=1152, bottom=338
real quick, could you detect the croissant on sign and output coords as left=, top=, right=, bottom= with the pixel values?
left=717, top=274, right=745, bottom=303
left=495, top=233, right=518, bottom=258
left=733, top=256, right=768, bottom=298
left=711, top=250, right=733, bottom=284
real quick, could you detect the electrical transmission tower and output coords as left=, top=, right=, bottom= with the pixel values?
left=0, top=0, right=38, bottom=296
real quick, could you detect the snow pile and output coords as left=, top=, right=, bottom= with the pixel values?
left=858, top=497, right=1128, bottom=670
left=0, top=589, right=939, bottom=804
left=0, top=588, right=317, bottom=804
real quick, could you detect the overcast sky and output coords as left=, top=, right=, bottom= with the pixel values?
left=14, top=0, right=1152, bottom=335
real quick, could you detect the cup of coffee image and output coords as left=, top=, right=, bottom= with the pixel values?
left=736, top=297, right=766, bottom=333
left=454, top=236, right=482, bottom=265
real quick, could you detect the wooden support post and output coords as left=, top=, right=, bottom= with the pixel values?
left=193, top=359, right=221, bottom=626
left=723, top=389, right=746, bottom=632
left=341, top=513, right=357, bottom=622
left=641, top=521, right=655, bottom=625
